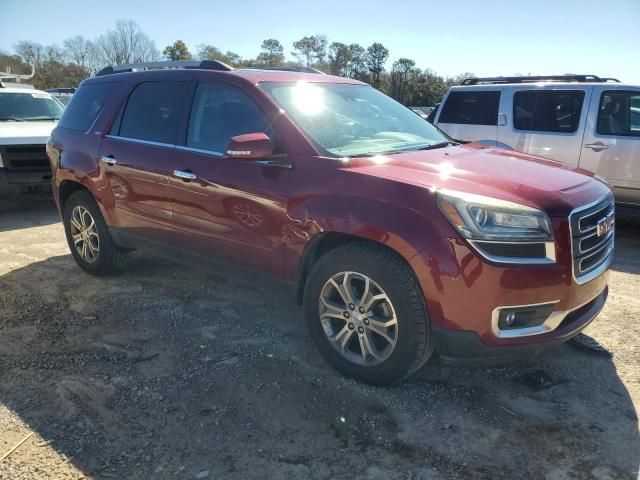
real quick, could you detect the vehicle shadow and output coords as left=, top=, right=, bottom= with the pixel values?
left=613, top=219, right=640, bottom=275
left=0, top=195, right=59, bottom=232
left=0, top=252, right=638, bottom=479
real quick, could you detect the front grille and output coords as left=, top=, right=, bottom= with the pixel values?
left=0, top=145, right=50, bottom=170
left=570, top=194, right=614, bottom=283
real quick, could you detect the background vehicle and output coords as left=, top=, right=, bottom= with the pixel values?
left=48, top=62, right=612, bottom=385
left=411, top=106, right=434, bottom=120
left=0, top=83, right=63, bottom=197
left=46, top=87, right=76, bottom=106
left=431, top=75, right=640, bottom=216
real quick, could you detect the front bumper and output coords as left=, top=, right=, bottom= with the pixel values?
left=0, top=168, right=52, bottom=197
left=432, top=286, right=607, bottom=365
left=410, top=222, right=610, bottom=363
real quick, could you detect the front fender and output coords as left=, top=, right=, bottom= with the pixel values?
left=283, top=193, right=454, bottom=282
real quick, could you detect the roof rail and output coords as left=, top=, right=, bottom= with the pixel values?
left=242, top=66, right=326, bottom=74
left=460, top=75, right=621, bottom=85
left=95, top=60, right=233, bottom=77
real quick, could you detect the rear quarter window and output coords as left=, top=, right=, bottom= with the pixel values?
left=438, top=91, right=500, bottom=126
left=513, top=90, right=585, bottom=133
left=58, top=82, right=115, bottom=132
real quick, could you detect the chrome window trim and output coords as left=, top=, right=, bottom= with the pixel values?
left=469, top=240, right=556, bottom=265
left=174, top=145, right=224, bottom=157
left=490, top=288, right=604, bottom=338
left=104, top=135, right=175, bottom=149
left=569, top=193, right=615, bottom=285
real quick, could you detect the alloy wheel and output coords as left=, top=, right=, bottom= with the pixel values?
left=319, top=271, right=398, bottom=366
left=70, top=205, right=100, bottom=263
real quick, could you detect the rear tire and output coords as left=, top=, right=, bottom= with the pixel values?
left=63, top=190, right=127, bottom=275
left=304, top=242, right=432, bottom=385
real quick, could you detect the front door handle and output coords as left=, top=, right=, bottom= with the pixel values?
left=101, top=155, right=117, bottom=165
left=173, top=169, right=197, bottom=181
left=585, top=142, right=609, bottom=152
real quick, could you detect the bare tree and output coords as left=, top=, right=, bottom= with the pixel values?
left=14, top=41, right=44, bottom=67
left=63, top=36, right=93, bottom=68
left=93, top=20, right=159, bottom=67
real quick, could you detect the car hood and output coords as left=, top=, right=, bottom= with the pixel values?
left=0, top=121, right=58, bottom=145
left=343, top=144, right=611, bottom=216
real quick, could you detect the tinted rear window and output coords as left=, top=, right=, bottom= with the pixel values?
left=514, top=90, right=585, bottom=133
left=439, top=91, right=500, bottom=126
left=116, top=81, right=187, bottom=144
left=58, top=83, right=114, bottom=131
left=597, top=90, right=640, bottom=137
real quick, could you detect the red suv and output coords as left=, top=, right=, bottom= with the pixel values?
left=47, top=61, right=613, bottom=385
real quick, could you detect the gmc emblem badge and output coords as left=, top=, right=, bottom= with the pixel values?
left=596, top=213, right=614, bottom=237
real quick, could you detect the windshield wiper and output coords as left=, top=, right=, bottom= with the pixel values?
left=0, top=117, right=26, bottom=122
left=418, top=141, right=457, bottom=150
left=22, top=117, right=60, bottom=121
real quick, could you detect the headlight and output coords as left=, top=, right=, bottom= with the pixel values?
left=438, top=190, right=553, bottom=242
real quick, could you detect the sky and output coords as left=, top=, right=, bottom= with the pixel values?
left=1, top=0, right=639, bottom=84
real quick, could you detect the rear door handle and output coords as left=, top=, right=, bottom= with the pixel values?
left=173, top=169, right=197, bottom=181
left=585, top=142, right=609, bottom=152
left=101, top=155, right=117, bottom=165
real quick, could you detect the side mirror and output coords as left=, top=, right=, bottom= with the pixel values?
left=223, top=132, right=272, bottom=160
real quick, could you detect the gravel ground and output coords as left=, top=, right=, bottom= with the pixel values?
left=0, top=197, right=638, bottom=480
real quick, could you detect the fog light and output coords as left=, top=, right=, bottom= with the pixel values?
left=497, top=304, right=556, bottom=330
left=504, top=312, right=516, bottom=326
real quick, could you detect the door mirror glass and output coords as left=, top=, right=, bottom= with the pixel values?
left=224, top=132, right=272, bottom=160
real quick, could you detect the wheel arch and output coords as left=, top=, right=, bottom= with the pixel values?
left=295, top=231, right=431, bottom=306
left=58, top=179, right=91, bottom=210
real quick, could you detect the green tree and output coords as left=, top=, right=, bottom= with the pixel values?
left=328, top=42, right=351, bottom=76
left=366, top=42, right=389, bottom=88
left=389, top=58, right=416, bottom=104
left=163, top=40, right=192, bottom=61
left=257, top=38, right=284, bottom=67
left=292, top=35, right=327, bottom=68
left=346, top=43, right=367, bottom=80
left=196, top=44, right=243, bottom=67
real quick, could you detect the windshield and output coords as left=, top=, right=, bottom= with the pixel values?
left=0, top=92, right=64, bottom=121
left=261, top=82, right=448, bottom=157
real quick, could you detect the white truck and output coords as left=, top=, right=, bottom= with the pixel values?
left=0, top=82, right=63, bottom=197
left=431, top=75, right=640, bottom=216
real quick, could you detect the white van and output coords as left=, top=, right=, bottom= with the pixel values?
left=432, top=75, right=640, bottom=215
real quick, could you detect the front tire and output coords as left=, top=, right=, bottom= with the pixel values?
left=304, top=242, right=432, bottom=385
left=63, top=190, right=127, bottom=275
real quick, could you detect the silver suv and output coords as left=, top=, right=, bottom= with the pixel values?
left=431, top=75, right=640, bottom=215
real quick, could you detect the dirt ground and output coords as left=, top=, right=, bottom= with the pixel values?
left=0, top=197, right=638, bottom=480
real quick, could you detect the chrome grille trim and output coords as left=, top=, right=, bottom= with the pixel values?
left=569, top=193, right=615, bottom=285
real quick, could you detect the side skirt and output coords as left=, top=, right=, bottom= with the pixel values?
left=110, top=228, right=298, bottom=300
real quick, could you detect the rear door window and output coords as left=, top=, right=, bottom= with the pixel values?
left=597, top=91, right=640, bottom=137
left=57, top=82, right=114, bottom=131
left=438, top=91, right=500, bottom=125
left=513, top=90, right=585, bottom=133
left=115, top=81, right=188, bottom=144
left=186, top=82, right=270, bottom=154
